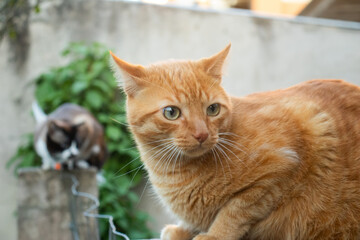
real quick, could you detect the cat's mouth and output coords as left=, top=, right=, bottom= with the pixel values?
left=182, top=144, right=212, bottom=158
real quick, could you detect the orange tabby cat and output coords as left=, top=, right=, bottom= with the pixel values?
left=110, top=45, right=360, bottom=240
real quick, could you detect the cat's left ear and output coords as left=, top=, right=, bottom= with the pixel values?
left=199, top=43, right=231, bottom=82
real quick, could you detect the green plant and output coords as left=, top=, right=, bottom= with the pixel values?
left=7, top=42, right=154, bottom=239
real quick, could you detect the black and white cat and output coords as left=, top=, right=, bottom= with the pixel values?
left=33, top=102, right=107, bottom=170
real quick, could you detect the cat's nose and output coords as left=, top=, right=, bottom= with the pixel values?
left=193, top=132, right=209, bottom=143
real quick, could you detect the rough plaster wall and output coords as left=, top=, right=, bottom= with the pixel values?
left=0, top=0, right=359, bottom=238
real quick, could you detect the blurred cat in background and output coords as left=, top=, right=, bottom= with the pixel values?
left=33, top=102, right=107, bottom=170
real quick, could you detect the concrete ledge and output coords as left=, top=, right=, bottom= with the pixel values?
left=17, top=168, right=98, bottom=240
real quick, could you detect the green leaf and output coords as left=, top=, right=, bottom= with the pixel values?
left=88, top=62, right=105, bottom=79
left=128, top=191, right=139, bottom=203
left=106, top=125, right=122, bottom=141
left=85, top=90, right=103, bottom=109
left=92, top=80, right=112, bottom=94
left=71, top=81, right=88, bottom=94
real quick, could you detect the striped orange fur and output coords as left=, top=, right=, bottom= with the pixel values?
left=110, top=45, right=360, bottom=240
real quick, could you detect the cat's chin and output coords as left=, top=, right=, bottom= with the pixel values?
left=183, top=146, right=211, bottom=158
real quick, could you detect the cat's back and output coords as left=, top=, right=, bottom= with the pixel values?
left=290, top=79, right=360, bottom=115
left=233, top=80, right=360, bottom=239
left=235, top=80, right=360, bottom=160
left=242, top=79, right=360, bottom=111
left=236, top=79, right=360, bottom=139
left=49, top=103, right=92, bottom=122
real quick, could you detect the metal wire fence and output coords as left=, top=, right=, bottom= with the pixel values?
left=67, top=173, right=130, bottom=240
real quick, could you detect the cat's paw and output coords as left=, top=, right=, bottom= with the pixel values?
left=193, top=234, right=218, bottom=240
left=41, top=162, right=51, bottom=170
left=161, top=225, right=192, bottom=240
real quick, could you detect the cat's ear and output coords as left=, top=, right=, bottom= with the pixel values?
left=48, top=120, right=67, bottom=133
left=199, top=43, right=231, bottom=82
left=109, top=51, right=147, bottom=97
left=72, top=122, right=84, bottom=130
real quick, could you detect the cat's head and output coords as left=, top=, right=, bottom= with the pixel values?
left=111, top=45, right=232, bottom=159
left=46, top=120, right=82, bottom=161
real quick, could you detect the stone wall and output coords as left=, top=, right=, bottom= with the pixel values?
left=1, top=0, right=360, bottom=238
left=17, top=168, right=98, bottom=240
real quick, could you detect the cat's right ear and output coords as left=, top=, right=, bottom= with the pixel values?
left=109, top=51, right=147, bottom=97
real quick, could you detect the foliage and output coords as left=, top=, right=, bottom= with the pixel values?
left=7, top=42, right=154, bottom=239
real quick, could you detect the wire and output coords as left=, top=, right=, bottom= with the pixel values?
left=68, top=173, right=130, bottom=240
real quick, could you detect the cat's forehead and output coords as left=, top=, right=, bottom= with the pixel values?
left=146, top=61, right=217, bottom=100
left=148, top=61, right=199, bottom=81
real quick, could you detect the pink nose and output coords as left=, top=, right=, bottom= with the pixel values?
left=193, top=132, right=209, bottom=143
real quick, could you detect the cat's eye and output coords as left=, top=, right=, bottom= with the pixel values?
left=207, top=103, right=220, bottom=116
left=163, top=106, right=181, bottom=120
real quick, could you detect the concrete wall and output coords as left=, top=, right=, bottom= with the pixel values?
left=1, top=0, right=359, bottom=238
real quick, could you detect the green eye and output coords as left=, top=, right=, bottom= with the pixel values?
left=163, top=106, right=181, bottom=120
left=207, top=103, right=220, bottom=116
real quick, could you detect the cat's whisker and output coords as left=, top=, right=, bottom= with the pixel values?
left=112, top=155, right=142, bottom=178
left=158, top=147, right=177, bottom=177
left=213, top=145, right=229, bottom=181
left=219, top=138, right=248, bottom=158
left=121, top=145, right=139, bottom=151
left=178, top=151, right=184, bottom=180
left=172, top=147, right=183, bottom=177
left=219, top=139, right=247, bottom=155
left=163, top=145, right=179, bottom=176
left=110, top=117, right=131, bottom=127
left=219, top=137, right=248, bottom=153
left=150, top=143, right=177, bottom=175
left=167, top=147, right=178, bottom=177
left=125, top=137, right=174, bottom=151
left=137, top=177, right=151, bottom=209
left=211, top=148, right=219, bottom=177
left=128, top=164, right=146, bottom=187
left=218, top=133, right=248, bottom=149
left=142, top=140, right=173, bottom=160
left=214, top=144, right=233, bottom=179
left=217, top=141, right=247, bottom=168
left=142, top=138, right=176, bottom=147
left=113, top=164, right=144, bottom=179
left=113, top=141, right=172, bottom=177
left=152, top=144, right=177, bottom=171
left=124, top=137, right=176, bottom=151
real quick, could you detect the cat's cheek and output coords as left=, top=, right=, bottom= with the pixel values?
left=210, top=113, right=232, bottom=133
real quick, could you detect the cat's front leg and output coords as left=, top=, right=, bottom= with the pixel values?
left=41, top=158, right=53, bottom=170
left=161, top=224, right=195, bottom=240
left=76, top=160, right=90, bottom=169
left=193, top=187, right=276, bottom=240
